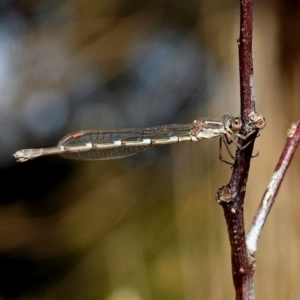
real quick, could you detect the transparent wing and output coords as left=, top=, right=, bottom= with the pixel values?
left=58, top=123, right=193, bottom=161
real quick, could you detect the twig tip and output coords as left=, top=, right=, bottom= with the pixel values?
left=287, top=123, right=296, bottom=138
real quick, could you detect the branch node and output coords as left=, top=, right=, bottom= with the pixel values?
left=287, top=123, right=296, bottom=137
left=215, top=185, right=233, bottom=204
left=248, top=110, right=266, bottom=130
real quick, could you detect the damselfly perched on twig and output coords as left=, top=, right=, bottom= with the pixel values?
left=13, top=112, right=265, bottom=164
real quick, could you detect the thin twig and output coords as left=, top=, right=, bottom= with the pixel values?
left=247, top=120, right=300, bottom=256
left=216, top=0, right=256, bottom=299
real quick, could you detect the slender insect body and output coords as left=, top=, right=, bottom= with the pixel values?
left=13, top=114, right=262, bottom=163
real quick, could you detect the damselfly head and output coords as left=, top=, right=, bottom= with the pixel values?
left=230, top=117, right=242, bottom=132
left=221, top=115, right=241, bottom=133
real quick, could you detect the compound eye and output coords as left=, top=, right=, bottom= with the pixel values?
left=231, top=117, right=242, bottom=132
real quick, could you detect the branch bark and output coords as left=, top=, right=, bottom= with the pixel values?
left=215, top=1, right=300, bottom=299
left=247, top=120, right=300, bottom=255
left=216, top=0, right=256, bottom=299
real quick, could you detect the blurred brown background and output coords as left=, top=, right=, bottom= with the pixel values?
left=1, top=0, right=300, bottom=299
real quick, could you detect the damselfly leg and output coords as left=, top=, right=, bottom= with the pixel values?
left=218, top=128, right=260, bottom=165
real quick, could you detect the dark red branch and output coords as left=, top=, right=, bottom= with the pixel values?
left=238, top=0, right=255, bottom=121
left=216, top=0, right=256, bottom=299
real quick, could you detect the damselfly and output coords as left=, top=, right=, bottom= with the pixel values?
left=13, top=113, right=264, bottom=163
